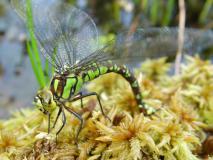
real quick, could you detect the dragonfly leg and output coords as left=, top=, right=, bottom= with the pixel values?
left=73, top=92, right=111, bottom=122
left=52, top=107, right=62, bottom=129
left=55, top=107, right=66, bottom=143
left=62, top=103, right=83, bottom=143
left=65, top=92, right=84, bottom=108
left=74, top=92, right=83, bottom=108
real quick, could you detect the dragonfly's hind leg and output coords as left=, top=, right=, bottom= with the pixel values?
left=73, top=92, right=83, bottom=108
left=74, top=92, right=111, bottom=122
left=62, top=104, right=83, bottom=143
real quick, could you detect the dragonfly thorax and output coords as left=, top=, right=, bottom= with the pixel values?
left=55, top=64, right=71, bottom=75
left=50, top=74, right=83, bottom=100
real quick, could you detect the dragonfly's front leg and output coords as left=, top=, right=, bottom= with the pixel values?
left=52, top=92, right=110, bottom=142
left=55, top=106, right=66, bottom=143
left=52, top=107, right=62, bottom=129
left=52, top=92, right=83, bottom=130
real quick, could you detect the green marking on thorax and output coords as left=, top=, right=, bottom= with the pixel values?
left=61, top=75, right=83, bottom=99
left=54, top=79, right=59, bottom=91
left=62, top=78, right=75, bottom=99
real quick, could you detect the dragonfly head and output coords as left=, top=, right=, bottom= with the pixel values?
left=34, top=89, right=57, bottom=114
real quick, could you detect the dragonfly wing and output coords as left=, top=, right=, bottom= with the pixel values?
left=11, top=0, right=99, bottom=72
left=72, top=27, right=213, bottom=72
left=111, top=27, right=213, bottom=63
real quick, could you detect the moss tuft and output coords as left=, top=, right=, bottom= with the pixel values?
left=0, top=56, right=212, bottom=159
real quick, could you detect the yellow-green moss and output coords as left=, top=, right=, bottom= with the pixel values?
left=0, top=55, right=212, bottom=159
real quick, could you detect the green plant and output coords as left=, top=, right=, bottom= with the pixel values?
left=199, top=0, right=213, bottom=24
left=25, top=0, right=49, bottom=88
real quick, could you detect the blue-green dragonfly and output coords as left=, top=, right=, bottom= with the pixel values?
left=11, top=0, right=213, bottom=141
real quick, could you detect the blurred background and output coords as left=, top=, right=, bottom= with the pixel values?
left=0, top=0, right=212, bottom=118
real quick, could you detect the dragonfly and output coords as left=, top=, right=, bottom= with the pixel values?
left=11, top=0, right=213, bottom=141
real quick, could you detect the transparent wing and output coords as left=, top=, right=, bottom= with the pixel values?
left=73, top=27, right=213, bottom=72
left=11, top=0, right=99, bottom=72
left=112, top=27, right=213, bottom=63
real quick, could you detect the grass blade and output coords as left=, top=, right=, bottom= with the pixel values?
left=26, top=0, right=46, bottom=88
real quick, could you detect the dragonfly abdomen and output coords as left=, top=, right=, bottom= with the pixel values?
left=81, top=62, right=146, bottom=113
left=106, top=63, right=144, bottom=109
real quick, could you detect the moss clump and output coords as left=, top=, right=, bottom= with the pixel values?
left=0, top=56, right=212, bottom=159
